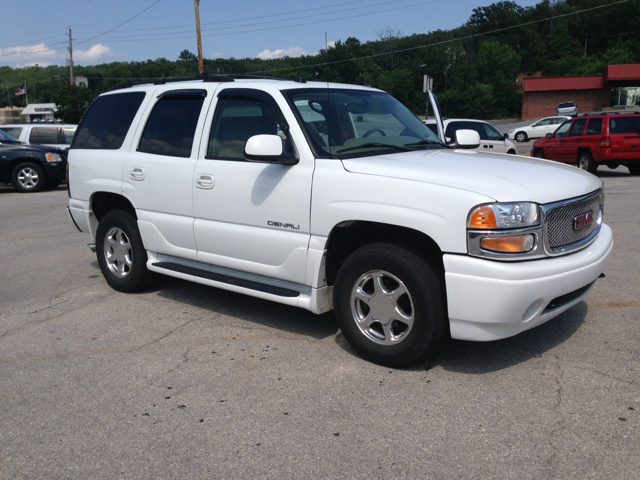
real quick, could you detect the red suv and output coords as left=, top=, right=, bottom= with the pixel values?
left=531, top=112, right=640, bottom=175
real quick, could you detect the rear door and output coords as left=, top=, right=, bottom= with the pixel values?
left=122, top=87, right=211, bottom=260
left=480, top=122, right=508, bottom=153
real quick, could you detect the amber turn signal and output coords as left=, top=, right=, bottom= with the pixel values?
left=480, top=234, right=534, bottom=253
left=469, top=206, right=496, bottom=228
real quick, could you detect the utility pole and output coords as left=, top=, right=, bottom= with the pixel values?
left=194, top=0, right=204, bottom=74
left=68, top=27, right=74, bottom=84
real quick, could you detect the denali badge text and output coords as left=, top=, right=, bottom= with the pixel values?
left=268, top=221, right=300, bottom=230
left=574, top=210, right=594, bottom=230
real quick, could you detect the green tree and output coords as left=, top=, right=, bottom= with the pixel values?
left=53, top=83, right=96, bottom=124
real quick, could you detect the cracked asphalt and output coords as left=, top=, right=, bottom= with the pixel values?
left=1, top=171, right=638, bottom=479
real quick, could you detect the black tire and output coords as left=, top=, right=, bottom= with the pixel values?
left=333, top=243, right=445, bottom=367
left=507, top=149, right=516, bottom=155
left=12, top=162, right=46, bottom=193
left=96, top=210, right=155, bottom=293
left=533, top=149, right=544, bottom=159
left=514, top=131, right=528, bottom=143
left=577, top=150, right=597, bottom=174
left=629, top=165, right=640, bottom=175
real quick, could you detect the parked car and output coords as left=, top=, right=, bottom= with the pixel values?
left=507, top=116, right=571, bottom=142
left=0, top=129, right=67, bottom=192
left=531, top=112, right=640, bottom=174
left=423, top=118, right=517, bottom=154
left=555, top=101, right=578, bottom=117
left=68, top=75, right=612, bottom=367
left=0, top=123, right=77, bottom=150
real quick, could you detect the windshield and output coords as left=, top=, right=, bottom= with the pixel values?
left=282, top=88, right=444, bottom=158
left=0, top=129, right=20, bottom=143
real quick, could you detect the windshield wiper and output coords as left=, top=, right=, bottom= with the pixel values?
left=336, top=142, right=412, bottom=154
left=402, top=139, right=444, bottom=147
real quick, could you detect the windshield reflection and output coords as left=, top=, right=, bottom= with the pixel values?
left=282, top=88, right=444, bottom=158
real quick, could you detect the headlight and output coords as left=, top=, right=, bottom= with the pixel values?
left=468, top=202, right=539, bottom=229
left=45, top=152, right=62, bottom=163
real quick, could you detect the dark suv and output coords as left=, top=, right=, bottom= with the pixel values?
left=0, top=129, right=67, bottom=192
left=531, top=112, right=640, bottom=175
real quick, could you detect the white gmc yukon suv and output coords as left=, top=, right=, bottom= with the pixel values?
left=67, top=75, right=613, bottom=367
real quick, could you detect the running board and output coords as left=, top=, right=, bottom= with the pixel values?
left=152, top=261, right=300, bottom=298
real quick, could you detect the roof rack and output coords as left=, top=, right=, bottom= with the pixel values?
left=580, top=111, right=640, bottom=117
left=110, top=72, right=307, bottom=91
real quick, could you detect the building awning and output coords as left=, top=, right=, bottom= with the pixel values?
left=21, top=103, right=57, bottom=115
left=605, top=64, right=640, bottom=82
left=524, top=75, right=603, bottom=92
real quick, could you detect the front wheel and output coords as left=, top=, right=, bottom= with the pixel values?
left=96, top=210, right=155, bottom=293
left=533, top=149, right=544, bottom=159
left=515, top=132, right=528, bottom=142
left=12, top=162, right=46, bottom=192
left=629, top=165, right=640, bottom=175
left=334, top=243, right=445, bottom=367
left=577, top=151, right=597, bottom=174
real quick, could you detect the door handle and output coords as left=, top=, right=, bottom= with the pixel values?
left=195, top=174, right=214, bottom=189
left=130, top=167, right=145, bottom=181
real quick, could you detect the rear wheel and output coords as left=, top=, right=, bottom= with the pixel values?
left=334, top=243, right=444, bottom=367
left=96, top=210, right=155, bottom=293
left=515, top=131, right=528, bottom=142
left=12, top=162, right=46, bottom=193
left=577, top=151, right=597, bottom=174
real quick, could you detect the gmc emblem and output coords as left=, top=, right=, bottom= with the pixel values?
left=574, top=210, right=594, bottom=230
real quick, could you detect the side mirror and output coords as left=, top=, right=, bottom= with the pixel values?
left=244, top=134, right=298, bottom=165
left=503, top=133, right=509, bottom=140
left=448, top=129, right=480, bottom=149
left=545, top=133, right=552, bottom=139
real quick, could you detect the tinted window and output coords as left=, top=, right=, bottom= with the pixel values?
left=207, top=96, right=285, bottom=160
left=38, top=127, right=60, bottom=144
left=558, top=102, right=575, bottom=108
left=586, top=118, right=603, bottom=135
left=73, top=92, right=145, bottom=149
left=483, top=123, right=503, bottom=141
left=1, top=127, right=22, bottom=138
left=535, top=119, right=552, bottom=126
left=568, top=119, right=586, bottom=137
left=138, top=95, right=205, bottom=158
left=29, top=128, right=39, bottom=143
left=609, top=116, right=640, bottom=134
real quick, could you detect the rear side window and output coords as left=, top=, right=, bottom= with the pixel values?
left=73, top=92, right=145, bottom=149
left=138, top=94, right=205, bottom=158
left=568, top=119, right=586, bottom=137
left=37, top=127, right=60, bottom=144
left=2, top=127, right=23, bottom=138
left=609, top=116, right=640, bottom=134
left=586, top=118, right=603, bottom=135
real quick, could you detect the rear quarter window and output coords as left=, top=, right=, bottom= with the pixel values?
left=73, top=92, right=146, bottom=149
left=609, top=116, right=640, bottom=134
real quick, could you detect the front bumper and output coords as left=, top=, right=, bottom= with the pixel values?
left=444, top=223, right=613, bottom=341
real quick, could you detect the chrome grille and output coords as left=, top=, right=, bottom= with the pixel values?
left=543, top=190, right=603, bottom=252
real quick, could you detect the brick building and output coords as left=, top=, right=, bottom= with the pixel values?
left=521, top=64, right=640, bottom=119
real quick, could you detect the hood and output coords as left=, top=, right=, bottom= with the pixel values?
left=341, top=149, right=602, bottom=204
left=0, top=142, right=66, bottom=155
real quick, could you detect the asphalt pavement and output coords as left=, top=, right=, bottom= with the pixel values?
left=0, top=175, right=638, bottom=479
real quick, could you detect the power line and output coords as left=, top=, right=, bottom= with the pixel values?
left=257, top=0, right=630, bottom=74
left=74, top=0, right=161, bottom=47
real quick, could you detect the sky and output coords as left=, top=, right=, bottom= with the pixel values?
left=0, top=0, right=542, bottom=69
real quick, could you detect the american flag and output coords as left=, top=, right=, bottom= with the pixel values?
left=14, top=84, right=25, bottom=96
